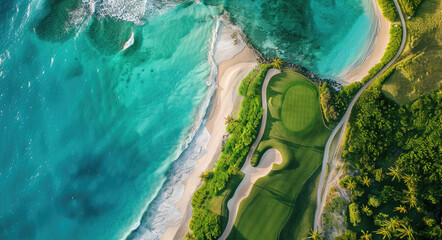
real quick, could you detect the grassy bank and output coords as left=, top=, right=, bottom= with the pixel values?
left=227, top=69, right=331, bottom=240
left=382, top=0, right=441, bottom=105
left=188, top=64, right=271, bottom=240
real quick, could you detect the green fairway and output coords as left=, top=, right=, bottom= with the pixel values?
left=281, top=83, right=318, bottom=133
left=228, top=69, right=331, bottom=240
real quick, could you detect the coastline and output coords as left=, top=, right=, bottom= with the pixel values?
left=141, top=1, right=390, bottom=238
left=339, top=0, right=391, bottom=85
left=160, top=21, right=258, bottom=240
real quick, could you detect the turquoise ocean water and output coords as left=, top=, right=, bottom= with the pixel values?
left=0, top=0, right=377, bottom=239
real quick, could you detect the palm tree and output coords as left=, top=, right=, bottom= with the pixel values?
left=387, top=165, right=402, bottom=181
left=383, top=216, right=402, bottom=232
left=362, top=176, right=371, bottom=187
left=360, top=230, right=372, bottom=240
left=397, top=224, right=415, bottom=240
left=394, top=205, right=407, bottom=214
left=184, top=232, right=196, bottom=240
left=199, top=172, right=208, bottom=181
left=375, top=228, right=392, bottom=240
left=272, top=58, right=283, bottom=70
left=308, top=229, right=321, bottom=240
left=422, top=217, right=433, bottom=227
left=362, top=205, right=372, bottom=216
left=402, top=195, right=417, bottom=209
left=225, top=115, right=235, bottom=125
left=346, top=179, right=357, bottom=190
left=402, top=173, right=416, bottom=185
left=228, top=165, right=240, bottom=175
left=405, top=185, right=416, bottom=197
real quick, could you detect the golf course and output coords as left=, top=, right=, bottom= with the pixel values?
left=227, top=69, right=331, bottom=240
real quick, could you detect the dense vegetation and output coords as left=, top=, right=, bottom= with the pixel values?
left=382, top=0, right=441, bottom=105
left=319, top=24, right=402, bottom=124
left=399, top=0, right=423, bottom=16
left=337, top=68, right=442, bottom=239
left=319, top=81, right=362, bottom=123
left=188, top=64, right=271, bottom=240
left=378, top=0, right=399, bottom=22
left=228, top=70, right=331, bottom=239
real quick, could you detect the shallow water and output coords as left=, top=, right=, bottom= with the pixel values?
left=222, top=0, right=376, bottom=78
left=0, top=1, right=215, bottom=239
left=0, top=0, right=377, bottom=239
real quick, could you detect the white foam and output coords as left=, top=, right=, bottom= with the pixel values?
left=134, top=17, right=251, bottom=240
left=122, top=31, right=135, bottom=51
left=95, top=0, right=147, bottom=24
left=69, top=1, right=95, bottom=37
left=120, top=16, right=222, bottom=240
left=213, top=19, right=246, bottom=65
left=120, top=13, right=255, bottom=240
left=144, top=0, right=185, bottom=20
left=131, top=127, right=211, bottom=240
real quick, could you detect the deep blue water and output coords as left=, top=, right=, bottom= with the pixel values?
left=0, top=0, right=377, bottom=239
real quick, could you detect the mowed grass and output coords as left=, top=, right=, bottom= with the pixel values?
left=281, top=83, right=317, bottom=133
left=381, top=0, right=442, bottom=105
left=228, top=69, right=331, bottom=240
left=279, top=167, right=321, bottom=239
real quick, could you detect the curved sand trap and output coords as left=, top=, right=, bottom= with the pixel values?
left=220, top=149, right=283, bottom=240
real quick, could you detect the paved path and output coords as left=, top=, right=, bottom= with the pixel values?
left=219, top=68, right=281, bottom=240
left=314, top=0, right=407, bottom=231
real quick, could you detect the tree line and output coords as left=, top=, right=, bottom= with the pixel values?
left=378, top=0, right=400, bottom=21
left=187, top=64, right=272, bottom=240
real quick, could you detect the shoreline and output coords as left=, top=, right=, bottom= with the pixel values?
left=339, top=0, right=391, bottom=85
left=141, top=1, right=390, bottom=237
left=160, top=20, right=258, bottom=240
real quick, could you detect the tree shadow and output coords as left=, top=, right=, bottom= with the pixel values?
left=226, top=226, right=248, bottom=240
left=252, top=184, right=295, bottom=208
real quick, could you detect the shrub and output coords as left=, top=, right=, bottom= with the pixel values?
left=368, top=195, right=381, bottom=208
left=335, top=230, right=358, bottom=240
left=349, top=203, right=361, bottom=227
left=378, top=0, right=399, bottom=22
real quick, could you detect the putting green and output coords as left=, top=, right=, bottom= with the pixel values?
left=281, top=83, right=317, bottom=133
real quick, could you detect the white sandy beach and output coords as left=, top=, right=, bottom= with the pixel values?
left=339, top=0, right=391, bottom=85
left=160, top=19, right=257, bottom=240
